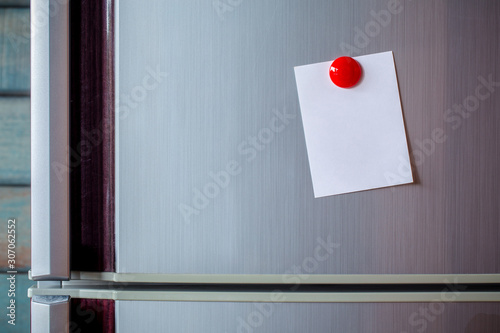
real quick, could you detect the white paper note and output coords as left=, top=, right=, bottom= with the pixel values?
left=294, top=51, right=413, bottom=197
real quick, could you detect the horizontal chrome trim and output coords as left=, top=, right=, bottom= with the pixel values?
left=70, top=272, right=500, bottom=284
left=28, top=284, right=500, bottom=303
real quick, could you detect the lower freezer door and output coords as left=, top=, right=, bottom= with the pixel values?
left=29, top=282, right=500, bottom=332
left=115, top=300, right=500, bottom=333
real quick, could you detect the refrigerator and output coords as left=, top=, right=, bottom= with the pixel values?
left=29, top=0, right=500, bottom=331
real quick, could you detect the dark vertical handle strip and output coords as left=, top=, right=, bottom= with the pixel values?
left=70, top=299, right=115, bottom=333
left=70, top=0, right=115, bottom=272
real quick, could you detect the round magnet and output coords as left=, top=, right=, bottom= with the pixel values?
left=329, top=56, right=362, bottom=88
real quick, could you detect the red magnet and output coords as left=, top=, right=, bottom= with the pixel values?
left=329, top=56, right=362, bottom=88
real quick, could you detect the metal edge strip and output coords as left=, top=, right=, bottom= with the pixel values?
left=28, top=285, right=500, bottom=303
left=31, top=0, right=70, bottom=280
left=70, top=272, right=500, bottom=284
left=31, top=296, right=70, bottom=333
left=114, top=0, right=121, bottom=273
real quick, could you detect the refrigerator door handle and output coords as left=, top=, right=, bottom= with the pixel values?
left=31, top=0, right=70, bottom=280
left=31, top=296, right=70, bottom=333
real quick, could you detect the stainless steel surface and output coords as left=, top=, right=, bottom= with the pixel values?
left=117, top=0, right=500, bottom=275
left=31, top=296, right=70, bottom=333
left=116, top=301, right=500, bottom=333
left=31, top=0, right=70, bottom=280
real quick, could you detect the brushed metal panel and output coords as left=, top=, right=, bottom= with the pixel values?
left=31, top=0, right=70, bottom=280
left=442, top=0, right=500, bottom=274
left=116, top=300, right=500, bottom=333
left=117, top=0, right=500, bottom=275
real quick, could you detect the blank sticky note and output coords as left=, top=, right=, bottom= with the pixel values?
left=294, top=51, right=413, bottom=197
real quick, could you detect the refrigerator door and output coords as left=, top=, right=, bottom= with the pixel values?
left=114, top=0, right=500, bottom=277
left=115, top=300, right=500, bottom=333
left=27, top=284, right=500, bottom=333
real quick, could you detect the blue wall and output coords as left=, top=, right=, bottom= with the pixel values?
left=0, top=2, right=31, bottom=332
